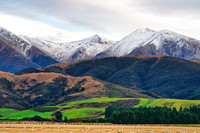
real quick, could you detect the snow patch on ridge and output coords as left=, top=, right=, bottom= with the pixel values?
left=20, top=34, right=115, bottom=63
left=105, top=28, right=156, bottom=56
left=0, top=27, right=32, bottom=58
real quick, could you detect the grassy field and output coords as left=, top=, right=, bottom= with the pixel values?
left=0, top=97, right=130, bottom=120
left=62, top=108, right=105, bottom=119
left=0, top=108, right=105, bottom=120
left=1, top=97, right=200, bottom=120
left=0, top=110, right=52, bottom=119
left=48, top=97, right=132, bottom=120
left=55, top=97, right=132, bottom=108
left=134, top=98, right=200, bottom=109
left=0, top=109, right=18, bottom=116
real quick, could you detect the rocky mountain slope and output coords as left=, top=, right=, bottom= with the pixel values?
left=21, top=28, right=200, bottom=62
left=0, top=27, right=58, bottom=73
left=96, top=28, right=200, bottom=60
left=21, top=34, right=115, bottom=63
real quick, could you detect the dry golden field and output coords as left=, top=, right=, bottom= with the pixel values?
left=0, top=122, right=200, bottom=133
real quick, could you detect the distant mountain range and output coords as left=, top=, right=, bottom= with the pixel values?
left=1, top=26, right=200, bottom=73
left=20, top=34, right=115, bottom=63
left=96, top=28, right=200, bottom=60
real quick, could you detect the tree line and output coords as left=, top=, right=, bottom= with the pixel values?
left=105, top=106, right=200, bottom=124
left=23, top=106, right=200, bottom=124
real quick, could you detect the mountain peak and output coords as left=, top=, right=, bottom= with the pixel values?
left=135, top=28, right=155, bottom=33
left=91, top=34, right=100, bottom=38
left=89, top=34, right=101, bottom=42
left=87, top=34, right=103, bottom=43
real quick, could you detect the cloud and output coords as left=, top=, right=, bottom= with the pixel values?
left=0, top=0, right=144, bottom=33
left=0, top=14, right=95, bottom=42
left=0, top=0, right=200, bottom=41
left=131, top=0, right=200, bottom=17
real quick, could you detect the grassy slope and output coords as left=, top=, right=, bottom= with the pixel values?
left=1, top=70, right=155, bottom=110
left=103, top=81, right=159, bottom=98
left=1, top=98, right=200, bottom=120
left=41, top=56, right=200, bottom=99
left=62, top=108, right=105, bottom=119
left=0, top=108, right=105, bottom=120
left=56, top=97, right=132, bottom=108
left=0, top=110, right=52, bottom=119
left=59, top=98, right=134, bottom=120
left=0, top=109, right=18, bottom=116
left=134, top=98, right=200, bottom=109
left=0, top=98, right=132, bottom=120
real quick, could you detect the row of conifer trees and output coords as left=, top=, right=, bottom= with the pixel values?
left=105, top=106, right=200, bottom=124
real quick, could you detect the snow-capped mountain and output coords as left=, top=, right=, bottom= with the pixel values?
left=0, top=27, right=32, bottom=58
left=96, top=28, right=200, bottom=60
left=1, top=25, right=200, bottom=73
left=65, top=34, right=115, bottom=62
left=128, top=30, right=200, bottom=60
left=22, top=34, right=115, bottom=63
left=20, top=35, right=64, bottom=60
left=0, top=27, right=58, bottom=73
left=97, top=28, right=156, bottom=57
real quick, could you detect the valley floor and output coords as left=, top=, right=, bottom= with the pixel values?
left=0, top=122, right=199, bottom=133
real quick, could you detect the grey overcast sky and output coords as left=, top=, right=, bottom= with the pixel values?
left=0, top=0, right=200, bottom=42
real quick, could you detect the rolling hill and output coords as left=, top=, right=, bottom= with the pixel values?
left=1, top=54, right=200, bottom=120
left=0, top=70, right=155, bottom=110
left=22, top=55, right=200, bottom=100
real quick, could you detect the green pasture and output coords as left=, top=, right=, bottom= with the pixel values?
left=134, top=98, right=200, bottom=109
left=0, top=109, right=18, bottom=116
left=0, top=110, right=52, bottom=119
left=62, top=108, right=105, bottom=120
